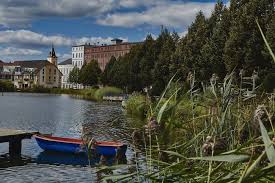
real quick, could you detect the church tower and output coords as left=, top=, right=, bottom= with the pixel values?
left=47, top=45, right=58, bottom=65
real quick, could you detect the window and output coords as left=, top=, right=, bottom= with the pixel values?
left=49, top=76, right=51, bottom=80
left=54, top=69, right=56, bottom=75
left=42, top=76, right=44, bottom=82
left=73, top=53, right=74, bottom=58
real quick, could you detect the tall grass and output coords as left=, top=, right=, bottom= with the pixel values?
left=125, top=92, right=150, bottom=118
left=94, top=86, right=123, bottom=101
left=121, top=72, right=274, bottom=183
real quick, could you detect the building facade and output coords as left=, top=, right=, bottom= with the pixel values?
left=58, top=58, right=74, bottom=88
left=84, top=39, right=138, bottom=70
left=0, top=47, right=62, bottom=89
left=72, top=45, right=85, bottom=69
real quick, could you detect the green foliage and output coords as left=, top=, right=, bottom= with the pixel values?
left=0, top=80, right=15, bottom=92
left=260, top=73, right=275, bottom=92
left=79, top=60, right=102, bottom=86
left=102, top=56, right=116, bottom=85
left=68, top=66, right=80, bottom=84
left=94, top=87, right=123, bottom=101
left=224, top=0, right=274, bottom=76
left=125, top=93, right=150, bottom=118
left=119, top=73, right=275, bottom=182
left=100, top=0, right=274, bottom=95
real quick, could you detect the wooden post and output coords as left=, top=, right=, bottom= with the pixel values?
left=9, top=139, right=22, bottom=158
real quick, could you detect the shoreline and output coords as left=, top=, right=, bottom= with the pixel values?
left=1, top=87, right=124, bottom=102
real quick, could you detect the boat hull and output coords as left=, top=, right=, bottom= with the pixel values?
left=35, top=136, right=84, bottom=153
left=33, top=135, right=126, bottom=156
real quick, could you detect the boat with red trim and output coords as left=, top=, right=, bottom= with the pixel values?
left=33, top=134, right=127, bottom=156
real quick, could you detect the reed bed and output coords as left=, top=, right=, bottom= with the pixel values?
left=108, top=22, right=275, bottom=182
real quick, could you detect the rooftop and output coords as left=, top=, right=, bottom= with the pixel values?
left=72, top=41, right=142, bottom=48
left=58, top=58, right=72, bottom=65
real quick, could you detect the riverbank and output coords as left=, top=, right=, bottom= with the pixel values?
left=0, top=84, right=124, bottom=102
left=24, top=86, right=123, bottom=101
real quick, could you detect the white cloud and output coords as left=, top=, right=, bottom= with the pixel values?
left=58, top=53, right=71, bottom=60
left=0, top=0, right=117, bottom=27
left=97, top=2, right=215, bottom=28
left=179, top=31, right=188, bottom=38
left=0, top=0, right=223, bottom=29
left=0, top=30, right=71, bottom=47
left=0, top=30, right=128, bottom=48
left=143, top=33, right=158, bottom=40
left=0, top=47, right=42, bottom=56
left=0, top=0, right=169, bottom=27
left=118, top=0, right=168, bottom=8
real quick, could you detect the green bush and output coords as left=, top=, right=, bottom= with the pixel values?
left=0, top=80, right=15, bottom=92
left=94, top=86, right=123, bottom=101
left=125, top=93, right=150, bottom=118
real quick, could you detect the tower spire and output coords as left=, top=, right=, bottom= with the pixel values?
left=47, top=45, right=57, bottom=65
left=51, top=44, right=57, bottom=58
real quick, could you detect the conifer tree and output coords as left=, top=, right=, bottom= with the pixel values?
left=139, top=34, right=156, bottom=89
left=102, top=56, right=116, bottom=85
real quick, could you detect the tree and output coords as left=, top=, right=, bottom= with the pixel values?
left=68, top=66, right=80, bottom=84
left=152, top=28, right=177, bottom=95
left=139, top=34, right=156, bottom=89
left=200, top=2, right=228, bottom=79
left=178, top=11, right=210, bottom=81
left=79, top=60, right=102, bottom=86
left=102, top=56, right=116, bottom=85
left=224, top=0, right=274, bottom=76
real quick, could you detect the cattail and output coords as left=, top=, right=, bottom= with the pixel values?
left=210, top=73, right=219, bottom=86
left=254, top=105, right=265, bottom=122
left=202, top=136, right=214, bottom=155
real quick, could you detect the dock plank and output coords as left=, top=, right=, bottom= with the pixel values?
left=0, top=128, right=37, bottom=143
left=0, top=128, right=38, bottom=158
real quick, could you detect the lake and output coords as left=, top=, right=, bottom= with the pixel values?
left=0, top=93, right=142, bottom=182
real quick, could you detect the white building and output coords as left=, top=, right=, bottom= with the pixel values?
left=72, top=45, right=85, bottom=69
left=58, top=58, right=74, bottom=89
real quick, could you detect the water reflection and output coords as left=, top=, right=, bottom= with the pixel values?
left=36, top=151, right=127, bottom=167
left=0, top=154, right=33, bottom=168
left=36, top=151, right=89, bottom=166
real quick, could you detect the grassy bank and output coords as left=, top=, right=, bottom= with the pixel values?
left=20, top=86, right=123, bottom=101
left=125, top=92, right=150, bottom=118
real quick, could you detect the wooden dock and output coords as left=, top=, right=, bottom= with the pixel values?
left=103, top=95, right=128, bottom=102
left=0, top=129, right=37, bottom=158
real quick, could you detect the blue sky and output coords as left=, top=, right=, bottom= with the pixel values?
left=0, top=0, right=228, bottom=62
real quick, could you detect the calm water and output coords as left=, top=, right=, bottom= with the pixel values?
left=0, top=93, right=141, bottom=182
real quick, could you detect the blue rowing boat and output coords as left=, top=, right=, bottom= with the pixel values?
left=33, top=134, right=127, bottom=156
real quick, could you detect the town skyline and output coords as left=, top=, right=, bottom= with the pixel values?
left=0, top=0, right=229, bottom=62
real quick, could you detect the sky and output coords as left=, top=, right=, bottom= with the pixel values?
left=0, top=0, right=229, bottom=62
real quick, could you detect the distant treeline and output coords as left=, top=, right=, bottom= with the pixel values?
left=101, top=0, right=274, bottom=95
